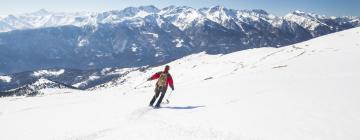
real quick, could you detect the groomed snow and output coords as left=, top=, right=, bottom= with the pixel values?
left=0, top=27, right=360, bottom=140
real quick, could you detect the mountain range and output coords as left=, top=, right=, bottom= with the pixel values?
left=0, top=6, right=359, bottom=95
left=0, top=67, right=147, bottom=95
left=0, top=6, right=359, bottom=75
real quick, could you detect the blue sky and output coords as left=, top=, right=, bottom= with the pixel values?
left=0, top=0, right=359, bottom=16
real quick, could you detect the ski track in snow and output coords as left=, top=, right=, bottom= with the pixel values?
left=128, top=106, right=154, bottom=120
left=67, top=128, right=116, bottom=140
left=105, top=105, right=242, bottom=140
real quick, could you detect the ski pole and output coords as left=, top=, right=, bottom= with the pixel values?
left=165, top=90, right=173, bottom=104
left=123, top=81, right=148, bottom=95
left=133, top=81, right=147, bottom=89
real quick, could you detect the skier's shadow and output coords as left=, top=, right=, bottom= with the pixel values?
left=161, top=105, right=205, bottom=110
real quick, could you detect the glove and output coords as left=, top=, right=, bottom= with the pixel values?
left=170, top=86, right=174, bottom=91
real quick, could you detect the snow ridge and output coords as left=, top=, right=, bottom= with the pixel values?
left=0, top=6, right=358, bottom=33
left=33, top=69, right=65, bottom=77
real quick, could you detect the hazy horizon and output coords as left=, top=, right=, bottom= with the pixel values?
left=0, top=0, right=359, bottom=17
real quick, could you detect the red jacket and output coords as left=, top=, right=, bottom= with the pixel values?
left=150, top=71, right=174, bottom=90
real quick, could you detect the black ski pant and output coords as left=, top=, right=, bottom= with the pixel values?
left=149, top=86, right=167, bottom=107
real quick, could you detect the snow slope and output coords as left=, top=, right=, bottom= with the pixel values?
left=0, top=27, right=360, bottom=140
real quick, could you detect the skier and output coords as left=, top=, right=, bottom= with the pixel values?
left=147, top=65, right=174, bottom=108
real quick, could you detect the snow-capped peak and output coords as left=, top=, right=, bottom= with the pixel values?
left=208, top=5, right=226, bottom=12
left=205, top=5, right=232, bottom=17
left=284, top=10, right=328, bottom=31
left=33, top=77, right=56, bottom=86
left=293, top=10, right=306, bottom=15
left=137, top=5, right=160, bottom=13
left=251, top=9, right=269, bottom=15
left=1, top=14, right=32, bottom=29
left=30, top=9, right=51, bottom=16
left=5, top=14, right=17, bottom=20
left=159, top=6, right=203, bottom=30
left=120, top=5, right=159, bottom=17
left=291, top=10, right=326, bottom=19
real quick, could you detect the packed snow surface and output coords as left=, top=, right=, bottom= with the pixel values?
left=0, top=27, right=360, bottom=140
